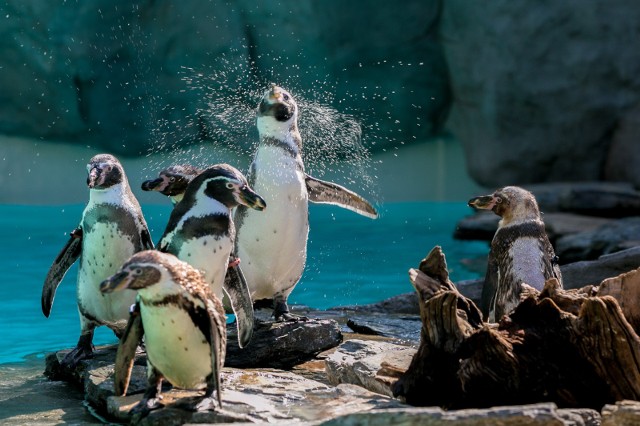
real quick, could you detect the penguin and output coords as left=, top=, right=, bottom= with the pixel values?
left=42, top=153, right=154, bottom=367
left=157, top=164, right=266, bottom=347
left=100, top=250, right=226, bottom=415
left=141, top=164, right=201, bottom=205
left=234, top=84, right=378, bottom=321
left=468, top=186, right=562, bottom=322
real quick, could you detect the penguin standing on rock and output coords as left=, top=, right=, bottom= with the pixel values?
left=157, top=164, right=266, bottom=347
left=100, top=250, right=226, bottom=415
left=42, top=154, right=153, bottom=367
left=141, top=164, right=201, bottom=205
left=468, top=186, right=562, bottom=322
left=234, top=84, right=378, bottom=321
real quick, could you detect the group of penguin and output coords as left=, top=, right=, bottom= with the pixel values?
left=41, top=84, right=563, bottom=416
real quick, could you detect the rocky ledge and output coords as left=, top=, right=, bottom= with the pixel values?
left=44, top=294, right=640, bottom=426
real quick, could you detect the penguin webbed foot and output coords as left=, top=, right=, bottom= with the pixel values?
left=191, top=395, right=219, bottom=412
left=60, top=342, right=94, bottom=370
left=273, top=300, right=308, bottom=322
left=129, top=396, right=164, bottom=418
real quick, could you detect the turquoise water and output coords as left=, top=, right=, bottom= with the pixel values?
left=0, top=201, right=488, bottom=365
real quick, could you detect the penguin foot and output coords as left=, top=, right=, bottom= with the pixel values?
left=192, top=395, right=219, bottom=412
left=275, top=312, right=309, bottom=322
left=129, top=396, right=163, bottom=418
left=60, top=344, right=94, bottom=370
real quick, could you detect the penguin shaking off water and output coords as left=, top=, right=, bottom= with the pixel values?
left=100, top=250, right=226, bottom=416
left=157, top=164, right=266, bottom=347
left=234, top=84, right=378, bottom=321
left=42, top=154, right=154, bottom=368
left=141, top=164, right=201, bottom=205
left=468, top=186, right=562, bottom=322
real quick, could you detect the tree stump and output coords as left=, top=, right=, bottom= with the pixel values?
left=392, top=246, right=640, bottom=410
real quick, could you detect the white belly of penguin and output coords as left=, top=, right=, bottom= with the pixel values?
left=176, top=236, right=232, bottom=298
left=508, top=237, right=546, bottom=291
left=238, top=147, right=309, bottom=300
left=141, top=304, right=211, bottom=390
left=78, top=222, right=137, bottom=328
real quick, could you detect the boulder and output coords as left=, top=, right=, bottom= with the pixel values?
left=555, top=218, right=640, bottom=263
left=605, top=104, right=640, bottom=188
left=440, top=1, right=640, bottom=187
left=602, top=400, right=640, bottom=426
left=325, top=339, right=416, bottom=397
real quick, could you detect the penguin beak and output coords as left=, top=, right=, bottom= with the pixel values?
left=100, top=271, right=133, bottom=293
left=268, top=85, right=282, bottom=102
left=468, top=194, right=497, bottom=210
left=87, top=167, right=101, bottom=189
left=141, top=177, right=164, bottom=192
left=238, top=187, right=267, bottom=211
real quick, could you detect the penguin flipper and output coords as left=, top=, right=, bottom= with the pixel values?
left=114, top=303, right=144, bottom=396
left=305, top=174, right=378, bottom=219
left=222, top=264, right=254, bottom=348
left=480, top=254, right=499, bottom=322
left=42, top=227, right=83, bottom=317
left=206, top=297, right=226, bottom=408
left=140, top=228, right=154, bottom=250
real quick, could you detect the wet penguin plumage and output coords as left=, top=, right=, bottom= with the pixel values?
left=141, top=164, right=202, bottom=205
left=100, top=250, right=226, bottom=415
left=157, top=164, right=266, bottom=347
left=42, top=153, right=153, bottom=367
left=234, top=84, right=378, bottom=321
left=468, top=186, right=562, bottom=322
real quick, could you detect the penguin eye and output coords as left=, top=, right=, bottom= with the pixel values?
left=226, top=182, right=234, bottom=189
left=283, top=93, right=290, bottom=101
left=495, top=197, right=503, bottom=204
left=104, top=165, right=113, bottom=172
left=169, top=177, right=175, bottom=182
left=133, top=268, right=142, bottom=276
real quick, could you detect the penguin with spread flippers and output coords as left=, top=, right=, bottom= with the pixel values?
left=468, top=186, right=562, bottom=322
left=234, top=84, right=378, bottom=321
left=42, top=154, right=153, bottom=367
left=141, top=164, right=201, bottom=205
left=101, top=250, right=226, bottom=416
left=157, top=164, right=266, bottom=347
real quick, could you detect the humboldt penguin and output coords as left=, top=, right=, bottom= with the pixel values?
left=42, top=153, right=153, bottom=367
left=157, top=164, right=266, bottom=347
left=141, top=164, right=201, bottom=205
left=100, top=250, right=226, bottom=415
left=234, top=84, right=378, bottom=321
left=468, top=186, right=562, bottom=322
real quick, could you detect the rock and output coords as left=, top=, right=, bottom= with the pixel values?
left=454, top=212, right=499, bottom=241
left=345, top=315, right=421, bottom=341
left=0, top=1, right=445, bottom=156
left=320, top=403, right=589, bottom=426
left=605, top=104, right=640, bottom=188
left=555, top=218, right=640, bottom=263
left=441, top=0, right=640, bottom=187
left=333, top=293, right=420, bottom=316
left=601, top=400, right=640, bottom=426
left=226, top=318, right=343, bottom=369
left=325, top=339, right=416, bottom=397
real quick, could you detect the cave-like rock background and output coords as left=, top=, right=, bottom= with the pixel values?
left=1, top=0, right=639, bottom=194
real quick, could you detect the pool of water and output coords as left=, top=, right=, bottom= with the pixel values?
left=0, top=201, right=488, bottom=366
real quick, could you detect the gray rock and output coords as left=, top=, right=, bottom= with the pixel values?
left=555, top=218, right=640, bottom=263
left=325, top=339, right=416, bottom=397
left=333, top=292, right=420, bottom=316
left=601, top=399, right=640, bottom=426
left=561, top=246, right=640, bottom=288
left=226, top=318, right=343, bottom=369
left=320, top=403, right=579, bottom=426
left=441, top=1, right=640, bottom=187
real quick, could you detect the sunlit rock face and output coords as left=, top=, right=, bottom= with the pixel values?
left=440, top=0, right=640, bottom=187
left=0, top=1, right=446, bottom=156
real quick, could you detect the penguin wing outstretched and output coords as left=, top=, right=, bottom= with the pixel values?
left=42, top=227, right=83, bottom=317
left=114, top=302, right=144, bottom=396
left=305, top=174, right=378, bottom=219
left=222, top=263, right=254, bottom=348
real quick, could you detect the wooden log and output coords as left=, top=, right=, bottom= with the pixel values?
left=393, top=246, right=640, bottom=411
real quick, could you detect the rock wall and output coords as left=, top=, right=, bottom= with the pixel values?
left=440, top=1, right=640, bottom=187
left=0, top=0, right=446, bottom=156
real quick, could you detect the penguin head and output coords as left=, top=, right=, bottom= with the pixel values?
left=188, top=164, right=267, bottom=211
left=141, top=164, right=200, bottom=197
left=468, top=186, right=541, bottom=225
left=86, top=154, right=125, bottom=190
left=256, top=84, right=299, bottom=135
left=101, top=251, right=210, bottom=296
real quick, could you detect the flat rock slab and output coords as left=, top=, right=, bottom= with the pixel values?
left=326, top=339, right=416, bottom=397
left=227, top=318, right=343, bottom=369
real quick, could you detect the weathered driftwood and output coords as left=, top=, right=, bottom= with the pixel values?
left=392, top=246, right=640, bottom=410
